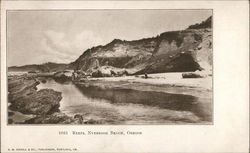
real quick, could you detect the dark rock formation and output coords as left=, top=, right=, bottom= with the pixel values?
left=24, top=112, right=103, bottom=124
left=91, top=70, right=106, bottom=78
left=182, top=72, right=205, bottom=78
left=24, top=112, right=82, bottom=124
left=10, top=89, right=62, bottom=115
left=53, top=71, right=72, bottom=83
left=41, top=79, right=47, bottom=83
left=8, top=75, right=40, bottom=102
left=8, top=75, right=62, bottom=115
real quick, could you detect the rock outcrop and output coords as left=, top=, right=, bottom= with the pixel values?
left=8, top=75, right=76, bottom=124
left=24, top=112, right=82, bottom=124
left=24, top=113, right=102, bottom=124
left=8, top=75, right=62, bottom=115
left=69, top=16, right=212, bottom=75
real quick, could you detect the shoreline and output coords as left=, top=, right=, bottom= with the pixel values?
left=87, top=72, right=212, bottom=90
left=7, top=72, right=212, bottom=124
left=76, top=72, right=212, bottom=99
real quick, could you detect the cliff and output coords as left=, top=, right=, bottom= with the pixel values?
left=69, top=16, right=212, bottom=75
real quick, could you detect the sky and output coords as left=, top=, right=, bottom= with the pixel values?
left=7, top=10, right=212, bottom=66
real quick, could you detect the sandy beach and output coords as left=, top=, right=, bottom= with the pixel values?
left=79, top=72, right=212, bottom=99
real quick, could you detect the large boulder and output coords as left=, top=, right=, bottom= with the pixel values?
left=91, top=70, right=103, bottom=77
left=182, top=71, right=208, bottom=78
left=91, top=67, right=112, bottom=77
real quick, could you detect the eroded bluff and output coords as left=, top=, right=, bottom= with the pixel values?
left=69, top=17, right=212, bottom=75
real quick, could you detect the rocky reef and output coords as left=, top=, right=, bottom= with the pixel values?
left=8, top=74, right=83, bottom=124
left=8, top=75, right=62, bottom=115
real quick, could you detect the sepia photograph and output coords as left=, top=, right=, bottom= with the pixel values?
left=7, top=10, right=213, bottom=125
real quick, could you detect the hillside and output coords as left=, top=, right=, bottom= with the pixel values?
left=8, top=62, right=68, bottom=72
left=69, top=16, right=212, bottom=75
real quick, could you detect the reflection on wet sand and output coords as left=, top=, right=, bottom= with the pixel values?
left=38, top=79, right=212, bottom=124
left=75, top=84, right=211, bottom=122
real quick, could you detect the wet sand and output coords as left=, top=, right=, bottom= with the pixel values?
left=78, top=72, right=212, bottom=99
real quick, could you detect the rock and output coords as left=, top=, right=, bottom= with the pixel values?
left=41, top=79, right=47, bottom=83
left=8, top=110, right=35, bottom=124
left=7, top=75, right=87, bottom=124
left=8, top=75, right=62, bottom=115
left=53, top=71, right=72, bottom=83
left=37, top=77, right=47, bottom=83
left=24, top=112, right=87, bottom=124
left=8, top=111, right=14, bottom=116
left=24, top=113, right=104, bottom=124
left=91, top=70, right=103, bottom=77
left=54, top=71, right=70, bottom=79
left=74, top=114, right=84, bottom=124
left=24, top=112, right=78, bottom=124
left=9, top=89, right=62, bottom=115
left=110, top=70, right=117, bottom=76
left=116, top=70, right=129, bottom=76
left=8, top=119, right=13, bottom=124
left=90, top=66, right=130, bottom=78
left=91, top=68, right=112, bottom=77
left=8, top=75, right=39, bottom=102
left=83, top=119, right=102, bottom=124
left=182, top=72, right=206, bottom=78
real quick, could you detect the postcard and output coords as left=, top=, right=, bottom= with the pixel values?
left=1, top=0, right=249, bottom=152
